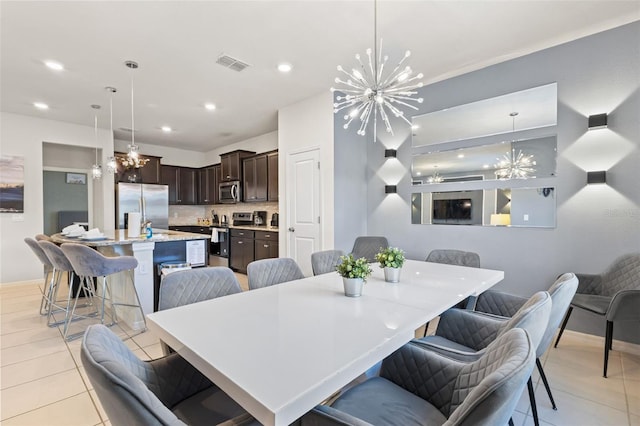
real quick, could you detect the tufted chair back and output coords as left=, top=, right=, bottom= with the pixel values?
left=311, top=249, right=345, bottom=276
left=247, top=258, right=304, bottom=290
left=159, top=267, right=241, bottom=311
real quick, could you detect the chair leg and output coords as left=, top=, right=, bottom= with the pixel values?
left=536, top=358, right=557, bottom=410
left=527, top=376, right=540, bottom=426
left=423, top=321, right=430, bottom=337
left=554, top=306, right=573, bottom=348
left=508, top=417, right=515, bottom=426
left=604, top=320, right=613, bottom=378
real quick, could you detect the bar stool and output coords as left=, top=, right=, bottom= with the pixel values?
left=38, top=240, right=89, bottom=328
left=24, top=237, right=56, bottom=317
left=60, top=243, right=146, bottom=340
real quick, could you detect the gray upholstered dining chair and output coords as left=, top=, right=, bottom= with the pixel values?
left=412, top=291, right=551, bottom=426
left=24, top=237, right=56, bottom=317
left=425, top=249, right=480, bottom=268
left=422, top=249, right=481, bottom=336
left=350, top=236, right=388, bottom=263
left=81, top=324, right=256, bottom=426
left=474, top=273, right=578, bottom=421
left=158, top=267, right=242, bottom=354
left=311, top=249, right=345, bottom=276
left=300, top=328, right=535, bottom=426
left=554, top=253, right=640, bottom=377
left=247, top=257, right=304, bottom=290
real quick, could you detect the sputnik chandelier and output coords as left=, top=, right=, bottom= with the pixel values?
left=427, top=166, right=443, bottom=184
left=494, top=112, right=536, bottom=179
left=331, top=0, right=424, bottom=141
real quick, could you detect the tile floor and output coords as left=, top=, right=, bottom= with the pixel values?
left=1, top=278, right=639, bottom=426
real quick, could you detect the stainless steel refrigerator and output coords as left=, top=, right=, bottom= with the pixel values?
left=116, top=183, right=169, bottom=230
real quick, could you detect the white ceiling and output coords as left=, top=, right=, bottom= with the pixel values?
left=1, top=1, right=638, bottom=152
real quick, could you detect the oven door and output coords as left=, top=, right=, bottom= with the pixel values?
left=219, top=181, right=240, bottom=203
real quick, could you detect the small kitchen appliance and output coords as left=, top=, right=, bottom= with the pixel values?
left=221, top=215, right=229, bottom=227
left=253, top=211, right=267, bottom=226
left=270, top=213, right=279, bottom=227
left=232, top=212, right=253, bottom=226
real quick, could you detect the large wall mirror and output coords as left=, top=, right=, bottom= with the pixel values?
left=411, top=187, right=556, bottom=228
left=412, top=83, right=557, bottom=147
left=412, top=135, right=557, bottom=183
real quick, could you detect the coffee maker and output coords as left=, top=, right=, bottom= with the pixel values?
left=253, top=211, right=267, bottom=226
left=270, top=212, right=279, bottom=227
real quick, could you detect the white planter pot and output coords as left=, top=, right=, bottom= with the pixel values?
left=384, top=267, right=401, bottom=283
left=342, top=277, right=364, bottom=297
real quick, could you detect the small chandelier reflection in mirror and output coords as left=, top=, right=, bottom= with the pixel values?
left=494, top=112, right=536, bottom=179
left=90, top=105, right=102, bottom=180
left=427, top=166, right=443, bottom=184
left=331, top=0, right=424, bottom=141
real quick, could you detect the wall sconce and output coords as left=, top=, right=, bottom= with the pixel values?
left=587, top=171, right=607, bottom=184
left=588, top=113, right=607, bottom=130
left=384, top=149, right=397, bottom=158
left=385, top=185, right=397, bottom=194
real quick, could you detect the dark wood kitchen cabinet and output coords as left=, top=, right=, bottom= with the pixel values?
left=267, top=151, right=278, bottom=201
left=254, top=230, right=279, bottom=260
left=114, top=152, right=161, bottom=184
left=229, top=229, right=255, bottom=273
left=242, top=155, right=268, bottom=202
left=160, top=165, right=197, bottom=205
left=198, top=164, right=220, bottom=205
left=220, top=150, right=255, bottom=182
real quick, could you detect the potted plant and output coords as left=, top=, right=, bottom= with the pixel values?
left=336, top=254, right=372, bottom=297
left=375, top=247, right=405, bottom=283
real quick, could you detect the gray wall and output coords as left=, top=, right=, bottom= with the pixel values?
left=42, top=171, right=88, bottom=235
left=335, top=22, right=640, bottom=343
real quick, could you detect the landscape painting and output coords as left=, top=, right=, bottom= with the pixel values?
left=0, top=155, right=25, bottom=213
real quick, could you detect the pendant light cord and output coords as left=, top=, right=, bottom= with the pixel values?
left=94, top=115, right=98, bottom=164
left=130, top=69, right=135, bottom=147
left=373, top=0, right=377, bottom=77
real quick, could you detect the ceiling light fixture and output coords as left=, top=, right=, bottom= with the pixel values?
left=91, top=105, right=102, bottom=180
left=204, top=103, right=216, bottom=111
left=44, top=60, right=64, bottom=71
left=494, top=112, right=536, bottom=179
left=33, top=102, right=49, bottom=110
left=277, top=63, right=293, bottom=73
left=105, top=87, right=118, bottom=174
left=331, top=0, right=424, bottom=141
left=161, top=126, right=172, bottom=133
left=123, top=60, right=148, bottom=170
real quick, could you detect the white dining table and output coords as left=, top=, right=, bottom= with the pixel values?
left=146, top=260, right=504, bottom=426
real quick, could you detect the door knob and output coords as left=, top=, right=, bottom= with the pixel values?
left=288, top=227, right=295, bottom=232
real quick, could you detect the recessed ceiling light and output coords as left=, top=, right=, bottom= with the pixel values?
left=483, top=164, right=490, bottom=169
left=33, top=102, right=49, bottom=110
left=204, top=103, right=216, bottom=111
left=161, top=126, right=172, bottom=133
left=277, top=63, right=292, bottom=73
left=457, top=154, right=465, bottom=158
left=411, top=124, right=420, bottom=130
left=44, top=60, right=64, bottom=71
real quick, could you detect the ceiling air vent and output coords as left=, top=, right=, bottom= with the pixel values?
left=216, top=54, right=250, bottom=72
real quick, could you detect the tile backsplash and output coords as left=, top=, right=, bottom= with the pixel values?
left=169, top=202, right=278, bottom=226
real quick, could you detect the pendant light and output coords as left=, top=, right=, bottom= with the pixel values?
left=125, top=60, right=140, bottom=160
left=105, top=86, right=118, bottom=173
left=90, top=104, right=102, bottom=180
left=332, top=0, right=424, bottom=142
left=494, top=112, right=537, bottom=179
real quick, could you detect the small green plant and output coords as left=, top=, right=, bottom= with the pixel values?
left=375, top=247, right=405, bottom=269
left=336, top=254, right=373, bottom=281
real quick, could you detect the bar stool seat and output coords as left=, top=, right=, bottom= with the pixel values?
left=38, top=240, right=88, bottom=328
left=60, top=243, right=146, bottom=340
left=24, top=237, right=56, bottom=317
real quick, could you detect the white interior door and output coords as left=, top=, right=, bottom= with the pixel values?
left=286, top=149, right=320, bottom=276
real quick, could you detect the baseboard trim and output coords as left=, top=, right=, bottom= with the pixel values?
left=0, top=279, right=42, bottom=288
left=564, top=329, right=640, bottom=356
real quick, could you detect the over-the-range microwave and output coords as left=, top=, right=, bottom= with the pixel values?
left=219, top=180, right=241, bottom=203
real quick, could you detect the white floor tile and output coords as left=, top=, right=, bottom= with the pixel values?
left=1, top=392, right=102, bottom=426
left=1, top=325, right=62, bottom=349
left=1, top=335, right=68, bottom=367
left=1, top=350, right=76, bottom=389
left=89, top=389, right=108, bottom=422
left=0, top=369, right=87, bottom=420
left=630, top=413, right=640, bottom=426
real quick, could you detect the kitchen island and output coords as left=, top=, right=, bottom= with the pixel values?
left=51, top=229, right=210, bottom=329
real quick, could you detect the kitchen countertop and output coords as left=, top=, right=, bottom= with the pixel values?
left=50, top=229, right=210, bottom=247
left=172, top=224, right=279, bottom=232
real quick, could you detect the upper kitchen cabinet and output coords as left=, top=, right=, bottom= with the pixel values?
left=114, top=152, right=161, bottom=184
left=220, top=150, right=255, bottom=181
left=243, top=154, right=268, bottom=202
left=160, top=165, right=197, bottom=205
left=198, top=164, right=221, bottom=205
left=267, top=151, right=278, bottom=201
